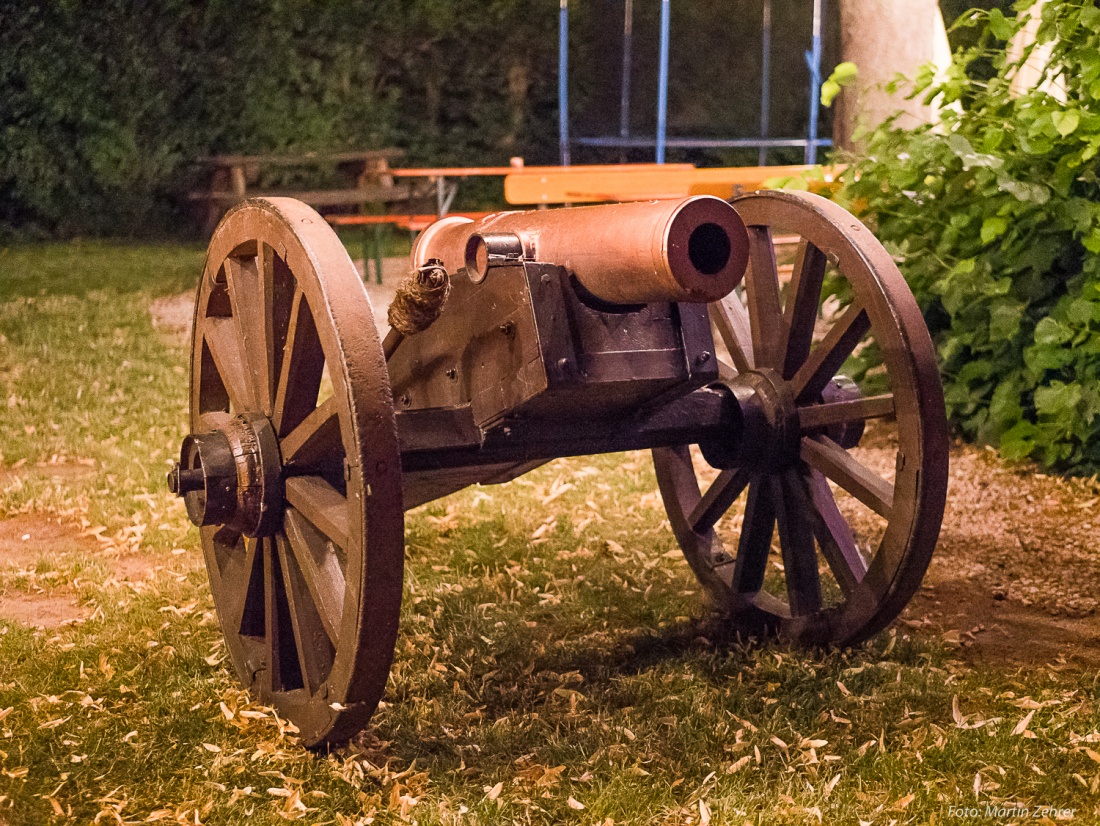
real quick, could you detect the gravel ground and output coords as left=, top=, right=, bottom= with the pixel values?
left=902, top=440, right=1100, bottom=669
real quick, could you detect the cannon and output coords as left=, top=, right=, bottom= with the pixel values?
left=169, top=191, right=948, bottom=746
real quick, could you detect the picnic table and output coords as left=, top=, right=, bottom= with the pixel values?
left=189, top=148, right=431, bottom=231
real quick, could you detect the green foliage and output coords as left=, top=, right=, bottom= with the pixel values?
left=821, top=62, right=859, bottom=107
left=0, top=1, right=558, bottom=238
left=842, top=0, right=1100, bottom=473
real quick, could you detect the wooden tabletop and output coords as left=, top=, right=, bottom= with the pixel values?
left=196, top=149, right=404, bottom=167
left=389, top=163, right=695, bottom=178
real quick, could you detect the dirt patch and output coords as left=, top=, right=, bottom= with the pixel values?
left=0, top=513, right=97, bottom=570
left=149, top=291, right=196, bottom=346
left=906, top=579, right=1100, bottom=670
left=0, top=591, right=85, bottom=629
left=0, top=513, right=162, bottom=628
left=901, top=441, right=1100, bottom=669
left=150, top=258, right=402, bottom=346
left=0, top=460, right=97, bottom=488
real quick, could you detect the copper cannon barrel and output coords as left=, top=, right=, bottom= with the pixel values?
left=411, top=195, right=750, bottom=305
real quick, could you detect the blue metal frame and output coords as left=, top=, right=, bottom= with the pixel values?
left=619, top=0, right=634, bottom=140
left=559, top=0, right=571, bottom=165
left=759, top=0, right=773, bottom=165
left=557, top=0, right=831, bottom=166
left=655, top=0, right=671, bottom=163
left=804, top=0, right=825, bottom=164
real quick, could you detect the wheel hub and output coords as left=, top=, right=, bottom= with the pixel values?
left=699, top=370, right=866, bottom=471
left=700, top=369, right=802, bottom=471
left=168, top=413, right=283, bottom=537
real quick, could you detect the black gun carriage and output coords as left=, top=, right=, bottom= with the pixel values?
left=169, top=191, right=948, bottom=745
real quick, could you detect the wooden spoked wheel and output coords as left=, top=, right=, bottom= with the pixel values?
left=653, top=190, right=948, bottom=645
left=186, top=198, right=404, bottom=746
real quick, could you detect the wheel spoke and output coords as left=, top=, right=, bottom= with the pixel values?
left=805, top=469, right=866, bottom=596
left=732, top=478, right=776, bottom=594
left=709, top=296, right=755, bottom=373
left=264, top=539, right=306, bottom=693
left=281, top=396, right=341, bottom=469
left=204, top=317, right=259, bottom=413
left=273, top=288, right=326, bottom=437
left=775, top=471, right=822, bottom=616
left=779, top=240, right=828, bottom=380
left=262, top=539, right=280, bottom=694
left=745, top=226, right=785, bottom=369
left=790, top=302, right=870, bottom=404
left=197, top=410, right=232, bottom=433
left=716, top=358, right=738, bottom=382
left=690, top=467, right=751, bottom=534
left=226, top=249, right=275, bottom=416
left=285, top=476, right=351, bottom=550
left=197, top=340, right=231, bottom=415
left=284, top=509, right=345, bottom=644
left=206, top=527, right=261, bottom=638
left=798, top=394, right=895, bottom=432
left=801, top=435, right=893, bottom=519
left=276, top=534, right=335, bottom=693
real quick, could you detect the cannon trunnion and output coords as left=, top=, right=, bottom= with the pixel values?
left=171, top=193, right=949, bottom=746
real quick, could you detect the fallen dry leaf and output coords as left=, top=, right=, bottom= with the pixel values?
left=1012, top=710, right=1036, bottom=736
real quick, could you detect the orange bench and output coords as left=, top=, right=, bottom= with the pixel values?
left=504, top=164, right=842, bottom=205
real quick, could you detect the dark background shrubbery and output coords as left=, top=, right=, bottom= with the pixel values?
left=2, top=0, right=850, bottom=239
left=0, top=0, right=1014, bottom=240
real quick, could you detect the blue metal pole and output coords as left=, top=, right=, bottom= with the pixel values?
left=759, top=0, right=772, bottom=166
left=804, top=0, right=824, bottom=164
left=619, top=0, right=634, bottom=140
left=559, top=0, right=571, bottom=166
left=655, top=0, right=671, bottom=164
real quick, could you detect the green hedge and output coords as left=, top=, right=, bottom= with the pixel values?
left=0, top=1, right=561, bottom=237
left=842, top=0, right=1100, bottom=473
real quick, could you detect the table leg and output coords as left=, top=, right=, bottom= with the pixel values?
left=230, top=165, right=246, bottom=198
left=436, top=177, right=459, bottom=217
left=372, top=225, right=386, bottom=285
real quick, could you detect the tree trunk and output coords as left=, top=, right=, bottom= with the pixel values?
left=1008, top=0, right=1065, bottom=101
left=834, top=0, right=952, bottom=150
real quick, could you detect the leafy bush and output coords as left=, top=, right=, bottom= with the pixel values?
left=0, top=1, right=561, bottom=238
left=841, top=0, right=1100, bottom=473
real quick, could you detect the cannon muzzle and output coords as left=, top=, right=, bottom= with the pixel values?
left=411, top=195, right=749, bottom=305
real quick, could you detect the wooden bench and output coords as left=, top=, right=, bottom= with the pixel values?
left=504, top=164, right=842, bottom=205
left=189, top=149, right=431, bottom=231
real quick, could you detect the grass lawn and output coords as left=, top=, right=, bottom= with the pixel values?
left=0, top=241, right=1097, bottom=824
